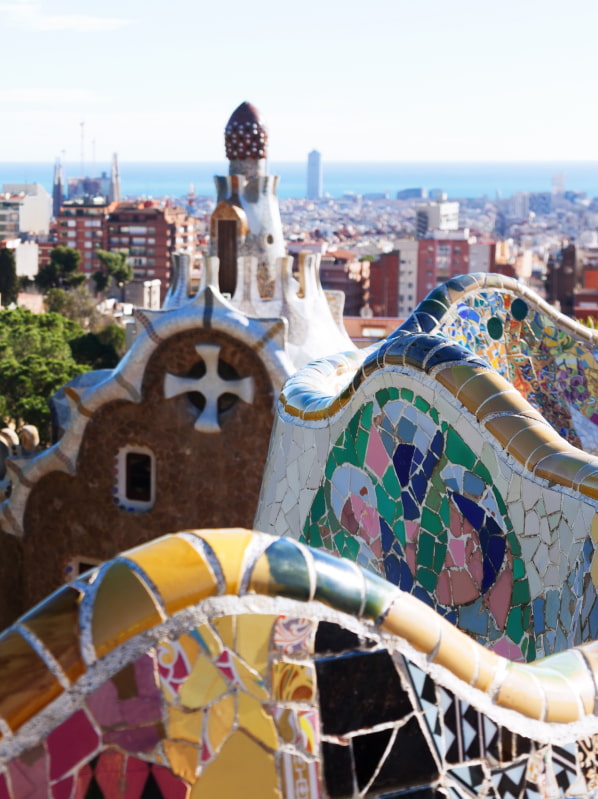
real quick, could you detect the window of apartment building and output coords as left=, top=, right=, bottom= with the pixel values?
left=84, top=220, right=102, bottom=228
left=115, top=446, right=155, bottom=511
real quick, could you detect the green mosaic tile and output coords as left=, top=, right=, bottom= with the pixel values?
left=414, top=396, right=431, bottom=413
left=522, top=604, right=531, bottom=630
left=472, top=461, right=492, bottom=484
left=417, top=565, right=437, bottom=593
left=433, top=542, right=446, bottom=572
left=418, top=532, right=435, bottom=564
left=494, top=490, right=508, bottom=517
left=445, top=428, right=476, bottom=469
left=375, top=387, right=389, bottom=406
left=343, top=536, right=360, bottom=561
left=421, top=507, right=444, bottom=536
left=439, top=497, right=451, bottom=528
left=355, top=428, right=369, bottom=462
left=512, top=580, right=530, bottom=605
left=513, top=558, right=525, bottom=580
left=400, top=388, right=414, bottom=403
left=310, top=491, right=326, bottom=523
left=376, top=484, right=397, bottom=525
left=334, top=531, right=346, bottom=552
left=360, top=402, right=373, bottom=430
left=382, top=466, right=401, bottom=497
left=506, top=606, right=524, bottom=643
left=393, top=519, right=406, bottom=548
left=425, top=489, right=442, bottom=512
left=429, top=407, right=440, bottom=424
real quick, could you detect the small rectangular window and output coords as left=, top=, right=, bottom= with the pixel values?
left=126, top=452, right=152, bottom=502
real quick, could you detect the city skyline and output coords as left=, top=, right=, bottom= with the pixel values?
left=2, top=0, right=598, bottom=163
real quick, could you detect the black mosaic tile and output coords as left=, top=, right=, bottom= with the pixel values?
left=314, top=621, right=360, bottom=654
left=321, top=741, right=355, bottom=798
left=353, top=728, right=393, bottom=790
left=316, top=650, right=412, bottom=735
left=367, top=716, right=439, bottom=794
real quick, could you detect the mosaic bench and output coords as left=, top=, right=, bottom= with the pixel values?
left=1, top=529, right=598, bottom=798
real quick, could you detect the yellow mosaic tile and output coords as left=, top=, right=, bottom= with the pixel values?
left=484, top=414, right=537, bottom=451
left=125, top=535, right=218, bottom=614
left=431, top=627, right=478, bottom=685
left=271, top=661, right=315, bottom=702
left=524, top=439, right=573, bottom=471
left=193, top=623, right=223, bottom=658
left=534, top=452, right=594, bottom=488
left=505, top=423, right=560, bottom=467
left=380, top=595, right=441, bottom=656
left=168, top=705, right=203, bottom=743
left=234, top=614, right=276, bottom=678
left=92, top=562, right=163, bottom=659
left=473, top=648, right=502, bottom=694
left=179, top=653, right=228, bottom=709
left=191, top=730, right=281, bottom=799
left=475, top=387, right=538, bottom=420
left=532, top=651, right=595, bottom=716
left=204, top=693, right=235, bottom=756
left=212, top=616, right=235, bottom=650
left=495, top=664, right=544, bottom=720
left=238, top=692, right=278, bottom=749
left=196, top=529, right=254, bottom=594
left=579, top=469, right=598, bottom=501
left=224, top=650, right=269, bottom=700
left=527, top=668, right=582, bottom=723
left=0, top=629, right=63, bottom=732
left=163, top=738, right=198, bottom=784
left=434, top=364, right=490, bottom=399
left=248, top=552, right=276, bottom=595
left=21, top=586, right=85, bottom=683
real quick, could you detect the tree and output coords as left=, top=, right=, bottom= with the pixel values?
left=45, top=286, right=111, bottom=332
left=0, top=248, right=18, bottom=307
left=69, top=324, right=126, bottom=369
left=36, top=246, right=86, bottom=291
left=0, top=308, right=90, bottom=445
left=92, top=249, right=133, bottom=297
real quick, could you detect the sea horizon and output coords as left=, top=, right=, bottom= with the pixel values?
left=2, top=160, right=598, bottom=201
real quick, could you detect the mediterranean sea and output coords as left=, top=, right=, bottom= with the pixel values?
left=2, top=161, right=598, bottom=201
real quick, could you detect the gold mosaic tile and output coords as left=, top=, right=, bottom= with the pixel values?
left=193, top=623, right=223, bottom=658
left=271, top=661, right=315, bottom=702
left=126, top=535, right=218, bottom=614
left=196, top=529, right=254, bottom=594
left=476, top=387, right=543, bottom=421
left=163, top=737, right=198, bottom=783
left=21, top=586, right=85, bottom=683
left=168, top=705, right=203, bottom=744
left=434, top=364, right=490, bottom=398
left=484, top=414, right=540, bottom=451
left=235, top=614, right=276, bottom=678
left=495, top=664, right=544, bottom=720
left=431, top=626, right=478, bottom=685
left=238, top=692, right=278, bottom=749
left=381, top=595, right=441, bottom=656
left=191, top=730, right=281, bottom=799
left=212, top=616, right=235, bottom=650
left=204, top=693, right=235, bottom=756
left=505, top=423, right=561, bottom=466
left=91, top=562, right=163, bottom=659
left=179, top=653, right=228, bottom=709
left=0, top=629, right=63, bottom=731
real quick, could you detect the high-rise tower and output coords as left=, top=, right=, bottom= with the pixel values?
left=110, top=152, right=121, bottom=203
left=210, top=101, right=285, bottom=298
left=307, top=149, right=323, bottom=200
left=52, top=158, right=65, bottom=218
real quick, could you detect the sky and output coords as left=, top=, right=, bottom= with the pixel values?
left=2, top=0, right=598, bottom=163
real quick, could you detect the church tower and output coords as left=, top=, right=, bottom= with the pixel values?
left=52, top=157, right=65, bottom=218
left=210, top=102, right=285, bottom=298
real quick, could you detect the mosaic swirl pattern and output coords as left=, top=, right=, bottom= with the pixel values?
left=403, top=273, right=598, bottom=453
left=258, top=276, right=598, bottom=660
left=2, top=530, right=598, bottom=797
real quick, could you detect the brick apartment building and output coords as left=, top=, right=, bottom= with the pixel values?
left=56, top=198, right=198, bottom=301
